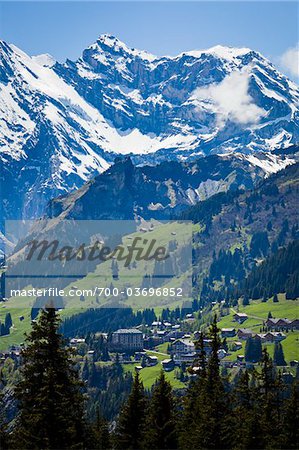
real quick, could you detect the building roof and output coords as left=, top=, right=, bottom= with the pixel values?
left=113, top=328, right=143, bottom=334
left=267, top=318, right=292, bottom=324
left=234, top=313, right=248, bottom=317
left=238, top=328, right=252, bottom=334
left=174, top=338, right=195, bottom=346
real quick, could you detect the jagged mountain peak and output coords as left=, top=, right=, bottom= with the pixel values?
left=1, top=36, right=298, bottom=220
left=86, top=33, right=157, bottom=62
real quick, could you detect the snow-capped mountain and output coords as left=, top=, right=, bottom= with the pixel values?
left=0, top=35, right=298, bottom=219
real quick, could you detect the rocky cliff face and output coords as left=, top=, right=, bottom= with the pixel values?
left=47, top=151, right=297, bottom=222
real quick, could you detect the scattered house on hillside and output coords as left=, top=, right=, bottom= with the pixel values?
left=237, top=328, right=253, bottom=340
left=70, top=338, right=86, bottom=345
left=185, top=313, right=195, bottom=322
left=290, top=360, right=298, bottom=367
left=256, top=332, right=286, bottom=343
left=234, top=313, right=248, bottom=324
left=217, top=349, right=228, bottom=359
left=221, top=328, right=236, bottom=338
left=265, top=318, right=292, bottom=330
left=232, top=341, right=243, bottom=351
left=171, top=338, right=195, bottom=356
left=266, top=318, right=299, bottom=330
left=162, top=358, right=175, bottom=371
left=282, top=372, right=294, bottom=385
left=174, top=352, right=198, bottom=365
left=193, top=331, right=202, bottom=341
left=146, top=355, right=158, bottom=366
left=290, top=319, right=299, bottom=330
left=87, top=350, right=95, bottom=360
left=167, top=330, right=185, bottom=341
left=110, top=328, right=144, bottom=352
left=151, top=321, right=163, bottom=328
left=135, top=351, right=147, bottom=361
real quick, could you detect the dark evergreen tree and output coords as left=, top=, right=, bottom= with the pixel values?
left=89, top=409, right=111, bottom=450
left=273, top=341, right=286, bottom=366
left=258, top=349, right=284, bottom=449
left=4, top=313, right=12, bottom=330
left=282, top=382, right=299, bottom=449
left=245, top=337, right=263, bottom=363
left=0, top=371, right=8, bottom=450
left=115, top=372, right=147, bottom=450
left=143, top=371, right=177, bottom=449
left=229, top=371, right=264, bottom=450
left=13, top=307, right=87, bottom=449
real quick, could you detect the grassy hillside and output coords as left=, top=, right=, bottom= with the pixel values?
left=214, top=294, right=299, bottom=364
left=123, top=350, right=186, bottom=390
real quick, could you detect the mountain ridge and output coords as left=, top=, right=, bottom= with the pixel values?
left=0, top=35, right=298, bottom=219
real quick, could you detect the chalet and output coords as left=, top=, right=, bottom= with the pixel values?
left=257, top=332, right=286, bottom=343
left=173, top=352, right=197, bottom=365
left=232, top=341, right=243, bottom=351
left=237, top=328, right=253, bottom=340
left=290, top=360, right=298, bottom=367
left=151, top=321, right=163, bottom=328
left=70, top=338, right=85, bottom=345
left=135, top=351, right=147, bottom=361
left=290, top=319, right=299, bottom=330
left=234, top=313, right=248, bottom=324
left=146, top=355, right=158, bottom=366
left=166, top=330, right=185, bottom=341
left=162, top=358, right=175, bottom=371
left=193, top=331, right=202, bottom=341
left=265, top=318, right=292, bottom=330
left=217, top=349, right=227, bottom=359
left=171, top=338, right=195, bottom=355
left=221, top=328, right=236, bottom=338
left=282, top=372, right=294, bottom=385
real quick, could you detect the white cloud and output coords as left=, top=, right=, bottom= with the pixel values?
left=280, top=44, right=299, bottom=78
left=194, top=71, right=265, bottom=128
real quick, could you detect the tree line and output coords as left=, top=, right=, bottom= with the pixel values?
left=1, top=309, right=298, bottom=449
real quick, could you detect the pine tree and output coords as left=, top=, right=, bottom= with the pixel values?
left=13, top=307, right=87, bottom=449
left=179, top=333, right=207, bottom=449
left=258, top=349, right=284, bottom=448
left=282, top=382, right=299, bottom=449
left=143, top=371, right=177, bottom=449
left=273, top=341, right=287, bottom=366
left=204, top=315, right=228, bottom=449
left=90, top=408, right=111, bottom=450
left=245, top=337, right=263, bottom=363
left=4, top=313, right=12, bottom=330
left=230, top=371, right=264, bottom=449
left=115, top=372, right=147, bottom=450
left=0, top=370, right=8, bottom=450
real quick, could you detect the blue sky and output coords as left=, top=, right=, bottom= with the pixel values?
left=0, top=1, right=298, bottom=71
